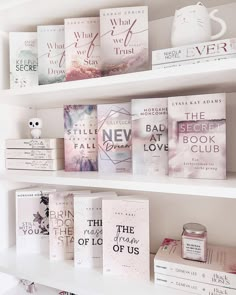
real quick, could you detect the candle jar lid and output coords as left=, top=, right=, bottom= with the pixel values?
left=183, top=223, right=207, bottom=235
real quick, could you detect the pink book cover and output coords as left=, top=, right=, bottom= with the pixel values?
left=65, top=17, right=101, bottom=81
left=154, top=239, right=236, bottom=289
left=74, top=192, right=117, bottom=268
left=168, top=93, right=226, bottom=179
left=97, top=102, right=132, bottom=173
left=132, top=98, right=168, bottom=175
left=102, top=198, right=150, bottom=281
left=100, top=6, right=149, bottom=76
left=64, top=105, right=97, bottom=171
left=16, top=188, right=55, bottom=254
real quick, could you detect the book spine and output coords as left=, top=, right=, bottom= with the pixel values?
left=154, top=259, right=236, bottom=289
left=152, top=38, right=236, bottom=65
left=5, top=149, right=64, bottom=159
left=6, top=159, right=64, bottom=170
left=155, top=273, right=236, bottom=295
left=152, top=54, right=236, bottom=70
left=6, top=139, right=64, bottom=149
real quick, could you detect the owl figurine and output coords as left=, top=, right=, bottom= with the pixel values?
left=28, top=118, right=42, bottom=139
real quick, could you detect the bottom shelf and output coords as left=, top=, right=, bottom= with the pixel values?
left=3, top=284, right=58, bottom=295
left=0, top=247, right=184, bottom=295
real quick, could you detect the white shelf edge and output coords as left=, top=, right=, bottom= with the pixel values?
left=1, top=59, right=236, bottom=108
left=4, top=170, right=236, bottom=198
left=0, top=247, right=183, bottom=295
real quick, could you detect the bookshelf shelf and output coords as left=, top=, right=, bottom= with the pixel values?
left=4, top=170, right=236, bottom=198
left=0, top=247, right=183, bottom=295
left=1, top=59, right=236, bottom=108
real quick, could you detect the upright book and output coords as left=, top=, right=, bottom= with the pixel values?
left=16, top=187, right=55, bottom=254
left=100, top=6, right=149, bottom=76
left=9, top=32, right=38, bottom=88
left=132, top=98, right=168, bottom=175
left=102, top=198, right=150, bottom=280
left=74, top=191, right=117, bottom=268
left=37, top=25, right=65, bottom=85
left=64, top=105, right=98, bottom=171
left=97, top=102, right=132, bottom=173
left=168, top=93, right=226, bottom=179
left=49, top=191, right=89, bottom=260
left=65, top=17, right=101, bottom=81
left=154, top=239, right=236, bottom=289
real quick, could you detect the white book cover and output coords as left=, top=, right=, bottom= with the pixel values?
left=132, top=98, right=168, bottom=175
left=49, top=190, right=90, bottom=261
left=102, top=198, right=150, bottom=281
left=6, top=138, right=64, bottom=149
left=100, top=6, right=149, bottom=76
left=5, top=149, right=64, bottom=160
left=74, top=192, right=117, bottom=268
left=16, top=187, right=56, bottom=254
left=37, top=25, right=65, bottom=85
left=168, top=93, right=226, bottom=179
left=9, top=32, right=38, bottom=89
left=97, top=102, right=132, bottom=173
left=6, top=159, right=64, bottom=171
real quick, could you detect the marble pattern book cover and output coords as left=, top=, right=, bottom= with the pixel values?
left=100, top=6, right=148, bottom=76
left=132, top=98, right=168, bottom=175
left=16, top=188, right=55, bottom=254
left=97, top=102, right=132, bottom=173
left=168, top=93, right=226, bottom=179
left=37, top=25, right=65, bottom=85
left=102, top=198, right=150, bottom=280
left=9, top=32, right=38, bottom=88
left=74, top=192, right=117, bottom=268
left=65, top=17, right=101, bottom=81
left=64, top=105, right=97, bottom=171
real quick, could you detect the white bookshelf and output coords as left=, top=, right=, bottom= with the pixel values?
left=0, top=59, right=236, bottom=108
left=1, top=0, right=236, bottom=294
left=0, top=247, right=183, bottom=295
left=4, top=170, right=236, bottom=198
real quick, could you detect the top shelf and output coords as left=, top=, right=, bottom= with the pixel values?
left=1, top=60, right=236, bottom=109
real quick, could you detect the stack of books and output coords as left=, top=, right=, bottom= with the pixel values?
left=152, top=38, right=236, bottom=70
left=154, top=238, right=236, bottom=295
left=5, top=138, right=64, bottom=171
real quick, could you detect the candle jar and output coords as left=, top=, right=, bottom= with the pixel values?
left=181, top=223, right=207, bottom=262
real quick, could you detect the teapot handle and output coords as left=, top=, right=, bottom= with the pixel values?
left=210, top=9, right=227, bottom=40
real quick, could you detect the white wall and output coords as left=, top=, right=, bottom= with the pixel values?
left=0, top=105, right=35, bottom=293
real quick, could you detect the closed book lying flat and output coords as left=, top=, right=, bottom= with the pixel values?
left=6, top=138, right=64, bottom=149
left=154, top=239, right=236, bottom=289
left=6, top=148, right=64, bottom=160
left=152, top=38, right=236, bottom=66
left=155, top=273, right=236, bottom=295
left=6, top=159, right=64, bottom=171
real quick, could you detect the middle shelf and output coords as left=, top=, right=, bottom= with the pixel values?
left=1, top=59, right=236, bottom=109
left=4, top=169, right=236, bottom=198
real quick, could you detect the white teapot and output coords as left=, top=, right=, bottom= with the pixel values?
left=171, top=2, right=227, bottom=47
